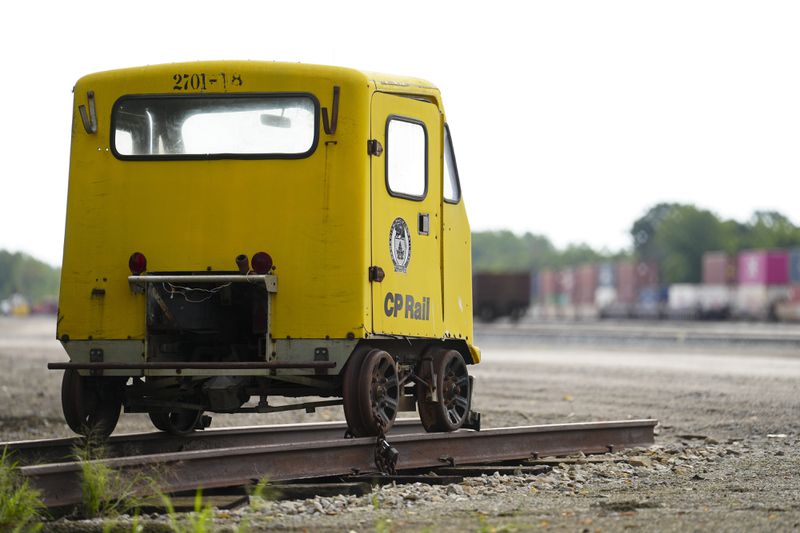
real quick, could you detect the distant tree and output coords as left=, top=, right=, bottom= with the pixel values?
left=630, top=203, right=681, bottom=263
left=741, top=211, right=800, bottom=249
left=0, top=251, right=60, bottom=303
left=652, top=206, right=727, bottom=283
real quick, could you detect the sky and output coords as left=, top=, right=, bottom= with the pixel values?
left=1, top=1, right=799, bottom=266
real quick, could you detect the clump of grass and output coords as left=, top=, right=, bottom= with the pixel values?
left=162, top=490, right=214, bottom=533
left=0, top=447, right=46, bottom=532
left=73, top=434, right=146, bottom=519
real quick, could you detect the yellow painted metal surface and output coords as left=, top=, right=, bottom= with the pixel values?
left=57, top=61, right=475, bottom=358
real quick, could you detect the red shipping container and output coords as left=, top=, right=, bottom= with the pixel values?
left=703, top=252, right=736, bottom=285
left=575, top=264, right=599, bottom=305
left=616, top=261, right=637, bottom=304
left=737, top=250, right=789, bottom=285
left=635, top=261, right=659, bottom=287
left=538, top=270, right=558, bottom=299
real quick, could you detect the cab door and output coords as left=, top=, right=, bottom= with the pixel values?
left=370, top=92, right=442, bottom=337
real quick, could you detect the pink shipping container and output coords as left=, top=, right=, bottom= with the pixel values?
left=703, top=252, right=736, bottom=285
left=575, top=264, right=599, bottom=305
left=737, top=250, right=789, bottom=285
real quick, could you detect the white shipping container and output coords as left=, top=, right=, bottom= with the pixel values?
left=595, top=286, right=617, bottom=309
left=668, top=284, right=700, bottom=312
left=733, top=285, right=790, bottom=320
left=698, top=285, right=733, bottom=317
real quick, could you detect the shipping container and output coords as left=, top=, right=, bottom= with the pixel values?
left=598, top=263, right=615, bottom=288
left=615, top=261, right=637, bottom=304
left=574, top=264, right=599, bottom=305
left=737, top=250, right=789, bottom=285
left=733, top=284, right=791, bottom=320
left=635, top=285, right=667, bottom=318
left=668, top=284, right=700, bottom=319
left=557, top=268, right=576, bottom=306
left=635, top=261, right=659, bottom=288
left=775, top=284, right=800, bottom=322
left=538, top=270, right=558, bottom=303
left=702, top=252, right=736, bottom=285
left=790, top=249, right=800, bottom=284
left=473, top=272, right=532, bottom=322
left=698, top=285, right=733, bottom=318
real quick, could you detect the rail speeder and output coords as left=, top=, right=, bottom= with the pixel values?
left=52, top=61, right=480, bottom=437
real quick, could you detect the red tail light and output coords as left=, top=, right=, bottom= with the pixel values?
left=251, top=252, right=273, bottom=274
left=129, top=252, right=147, bottom=275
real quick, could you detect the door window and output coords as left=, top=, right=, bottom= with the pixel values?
left=386, top=118, right=427, bottom=199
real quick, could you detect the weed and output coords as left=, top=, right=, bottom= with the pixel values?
left=162, top=489, right=215, bottom=533
left=374, top=516, right=393, bottom=533
left=0, top=447, right=46, bottom=532
left=73, top=434, right=148, bottom=518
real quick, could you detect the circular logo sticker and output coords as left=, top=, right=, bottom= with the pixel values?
left=389, top=218, right=411, bottom=273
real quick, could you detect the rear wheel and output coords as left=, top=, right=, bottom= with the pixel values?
left=343, top=349, right=399, bottom=437
left=417, top=349, right=470, bottom=432
left=61, top=369, right=123, bottom=437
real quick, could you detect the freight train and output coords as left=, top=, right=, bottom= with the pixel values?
left=474, top=248, right=800, bottom=322
left=51, top=61, right=481, bottom=437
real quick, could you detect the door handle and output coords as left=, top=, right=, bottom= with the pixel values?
left=418, top=213, right=430, bottom=235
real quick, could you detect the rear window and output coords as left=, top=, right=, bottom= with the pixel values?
left=111, top=94, right=319, bottom=160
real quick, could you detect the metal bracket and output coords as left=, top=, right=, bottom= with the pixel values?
left=368, top=266, right=385, bottom=283
left=367, top=139, right=383, bottom=156
left=79, top=91, right=97, bottom=134
left=375, top=437, right=399, bottom=474
left=321, top=86, right=340, bottom=135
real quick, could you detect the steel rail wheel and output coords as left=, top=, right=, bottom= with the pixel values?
left=342, top=347, right=372, bottom=436
left=148, top=409, right=202, bottom=435
left=417, top=349, right=471, bottom=432
left=61, top=369, right=123, bottom=437
left=343, top=349, right=399, bottom=437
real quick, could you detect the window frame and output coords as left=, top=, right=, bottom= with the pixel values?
left=443, top=124, right=462, bottom=204
left=110, top=92, right=321, bottom=161
left=384, top=115, right=429, bottom=201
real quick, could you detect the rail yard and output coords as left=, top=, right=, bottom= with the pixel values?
left=1, top=315, right=799, bottom=531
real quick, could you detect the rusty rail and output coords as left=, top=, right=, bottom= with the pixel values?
left=16, top=419, right=656, bottom=508
left=3, top=419, right=424, bottom=467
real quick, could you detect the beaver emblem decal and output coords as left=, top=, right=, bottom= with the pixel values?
left=389, top=217, right=411, bottom=273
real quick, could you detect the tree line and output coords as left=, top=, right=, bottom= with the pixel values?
left=473, top=203, right=800, bottom=284
left=2, top=203, right=798, bottom=303
left=0, top=251, right=60, bottom=304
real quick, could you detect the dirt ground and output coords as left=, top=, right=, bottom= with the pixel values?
left=2, top=316, right=800, bottom=531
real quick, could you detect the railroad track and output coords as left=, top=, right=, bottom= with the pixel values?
left=6, top=419, right=656, bottom=510
left=476, top=321, right=800, bottom=348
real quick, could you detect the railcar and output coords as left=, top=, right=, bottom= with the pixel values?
left=51, top=61, right=480, bottom=437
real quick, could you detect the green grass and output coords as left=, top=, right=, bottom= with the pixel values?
left=73, top=435, right=147, bottom=519
left=0, top=447, right=45, bottom=532
left=162, top=490, right=215, bottom=533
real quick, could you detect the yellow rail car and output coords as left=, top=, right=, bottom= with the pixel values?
left=52, top=61, right=479, bottom=437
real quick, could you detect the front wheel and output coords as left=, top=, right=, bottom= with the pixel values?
left=416, top=349, right=471, bottom=432
left=61, top=369, right=123, bottom=437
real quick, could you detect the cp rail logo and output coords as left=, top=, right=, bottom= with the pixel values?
left=389, top=217, right=411, bottom=273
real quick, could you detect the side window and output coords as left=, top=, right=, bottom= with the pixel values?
left=443, top=124, right=461, bottom=203
left=386, top=117, right=427, bottom=199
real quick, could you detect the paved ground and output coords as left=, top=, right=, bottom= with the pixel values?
left=3, top=316, right=800, bottom=531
